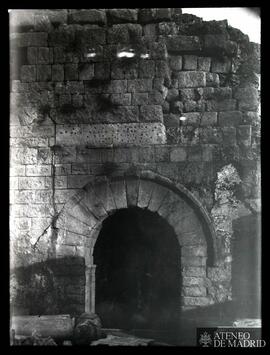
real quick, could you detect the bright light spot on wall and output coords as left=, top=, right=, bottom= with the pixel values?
left=117, top=51, right=135, bottom=58
left=86, top=52, right=96, bottom=58
left=140, top=53, right=150, bottom=59
left=179, top=116, right=187, bottom=121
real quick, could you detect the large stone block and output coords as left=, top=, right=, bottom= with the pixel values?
left=200, top=127, right=223, bottom=144
left=237, top=125, right=252, bottom=146
left=52, top=64, right=64, bottom=81
left=182, top=286, right=207, bottom=297
left=182, top=277, right=206, bottom=287
left=234, top=86, right=259, bottom=111
left=169, top=55, right=182, bottom=71
left=140, top=105, right=163, bottom=122
left=111, top=60, right=138, bottom=80
left=201, top=112, right=217, bottom=126
left=138, top=8, right=172, bottom=23
left=182, top=266, right=206, bottom=277
left=147, top=184, right=169, bottom=212
left=137, top=180, right=155, bottom=208
left=198, top=57, right=211, bottom=71
left=132, top=93, right=148, bottom=105
left=20, top=65, right=36, bottom=82
left=182, top=296, right=210, bottom=307
left=221, top=127, right=237, bottom=145
left=18, top=176, right=52, bottom=190
left=206, top=99, right=236, bottom=111
left=126, top=178, right=140, bottom=207
left=10, top=32, right=48, bottom=47
left=37, top=65, right=52, bottom=81
left=10, top=147, right=38, bottom=164
left=177, top=71, right=206, bottom=88
left=206, top=72, right=220, bottom=87
left=65, top=64, right=78, bottom=81
left=127, top=79, right=152, bottom=93
left=79, top=63, right=94, bottom=80
left=26, top=165, right=52, bottom=176
left=107, top=24, right=142, bottom=44
left=203, top=34, right=237, bottom=56
left=56, top=123, right=166, bottom=147
left=219, top=111, right=242, bottom=126
left=182, top=112, right=200, bottom=126
left=170, top=147, right=187, bottom=161
left=107, top=9, right=138, bottom=23
left=165, top=36, right=201, bottom=52
left=69, top=9, right=106, bottom=25
left=211, top=58, right=231, bottom=73
left=139, top=60, right=155, bottom=79
left=110, top=180, right=127, bottom=209
left=181, top=256, right=207, bottom=267
left=183, top=55, right=198, bottom=70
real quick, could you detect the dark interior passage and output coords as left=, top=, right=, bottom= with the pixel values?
left=93, top=207, right=181, bottom=330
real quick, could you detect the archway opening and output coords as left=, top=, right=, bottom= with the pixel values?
left=93, top=207, right=181, bottom=330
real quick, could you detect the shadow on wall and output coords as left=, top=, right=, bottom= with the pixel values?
left=10, top=256, right=86, bottom=317
left=232, top=213, right=261, bottom=319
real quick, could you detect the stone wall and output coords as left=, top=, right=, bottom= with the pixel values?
left=10, top=9, right=260, bottom=319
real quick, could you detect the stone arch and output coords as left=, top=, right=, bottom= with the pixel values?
left=55, top=170, right=218, bottom=313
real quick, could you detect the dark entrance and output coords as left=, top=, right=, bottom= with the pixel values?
left=93, top=207, right=181, bottom=330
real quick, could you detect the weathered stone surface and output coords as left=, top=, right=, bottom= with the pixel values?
left=219, top=111, right=242, bottom=126
left=222, top=127, right=237, bottom=145
left=52, top=64, right=64, bottom=81
left=201, top=112, right=217, bottom=126
left=147, top=184, right=169, bottom=212
left=107, top=9, right=138, bottom=23
left=182, top=276, right=206, bottom=287
left=10, top=32, right=48, bottom=47
left=127, top=79, right=152, bottom=93
left=140, top=105, right=163, bottom=122
left=182, top=112, right=200, bottom=126
left=206, top=99, right=236, bottom=111
left=79, top=63, right=94, bottom=80
left=203, top=34, right=237, bottom=56
left=69, top=10, right=106, bottom=25
left=182, top=296, right=211, bottom=306
left=135, top=180, right=154, bottom=208
left=183, top=55, right=198, bottom=70
left=211, top=58, right=231, bottom=73
left=107, top=24, right=142, bottom=44
left=206, top=72, right=220, bottom=87
left=138, top=8, right=172, bottom=23
left=37, top=65, right=52, bottom=81
left=182, top=266, right=206, bottom=277
left=181, top=256, right=207, bottom=267
left=165, top=36, right=201, bottom=52
left=170, top=147, right=187, bottom=161
left=177, top=71, right=206, bottom=88
left=182, top=286, right=207, bottom=297
left=138, top=60, right=155, bottom=79
left=234, top=86, right=259, bottom=111
left=65, top=64, right=78, bottom=81
left=198, top=57, right=211, bottom=71
left=110, top=180, right=127, bottom=209
left=126, top=178, right=140, bottom=207
left=169, top=55, right=182, bottom=71
left=132, top=93, right=148, bottom=105
left=237, top=125, right=252, bottom=146
left=20, top=65, right=36, bottom=82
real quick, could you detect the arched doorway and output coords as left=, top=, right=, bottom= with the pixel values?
left=55, top=172, right=219, bottom=321
left=93, top=207, right=181, bottom=330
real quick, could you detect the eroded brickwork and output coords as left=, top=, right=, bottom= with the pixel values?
left=10, top=9, right=260, bottom=320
